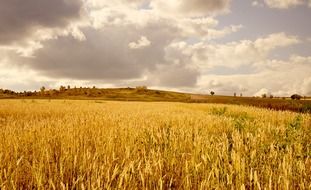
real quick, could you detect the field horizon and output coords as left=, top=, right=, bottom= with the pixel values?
left=1, top=86, right=311, bottom=114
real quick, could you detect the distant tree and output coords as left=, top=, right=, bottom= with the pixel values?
left=50, top=89, right=58, bottom=96
left=291, top=94, right=302, bottom=100
left=234, top=92, right=236, bottom=97
left=269, top=94, right=274, bottom=99
left=240, top=93, right=243, bottom=97
left=59, top=86, right=66, bottom=92
left=25, top=91, right=32, bottom=96
left=40, top=86, right=46, bottom=95
left=262, top=94, right=267, bottom=98
left=67, top=85, right=71, bottom=90
left=3, top=89, right=10, bottom=94
left=210, top=91, right=215, bottom=96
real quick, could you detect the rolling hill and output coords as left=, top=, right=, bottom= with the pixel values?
left=0, top=87, right=310, bottom=113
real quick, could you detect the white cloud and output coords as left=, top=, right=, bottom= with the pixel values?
left=301, top=77, right=311, bottom=95
left=264, top=0, right=304, bottom=9
left=174, top=18, right=242, bottom=41
left=289, top=55, right=311, bottom=63
left=254, top=33, right=300, bottom=52
left=204, top=25, right=243, bottom=40
left=129, top=36, right=151, bottom=49
left=150, top=0, right=231, bottom=17
left=252, top=1, right=264, bottom=7
left=0, top=61, right=48, bottom=91
left=254, top=88, right=271, bottom=97
left=87, top=0, right=145, bottom=8
left=196, top=55, right=311, bottom=96
left=252, top=1, right=259, bottom=6
left=87, top=3, right=238, bottom=42
left=169, top=32, right=300, bottom=69
left=165, top=33, right=309, bottom=96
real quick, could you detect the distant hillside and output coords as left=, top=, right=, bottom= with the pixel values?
left=189, top=94, right=311, bottom=113
left=0, top=86, right=310, bottom=113
left=0, top=87, right=191, bottom=102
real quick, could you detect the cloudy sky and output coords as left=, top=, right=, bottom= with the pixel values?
left=0, top=0, right=311, bottom=96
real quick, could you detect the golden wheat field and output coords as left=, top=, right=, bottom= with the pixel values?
left=0, top=99, right=310, bottom=189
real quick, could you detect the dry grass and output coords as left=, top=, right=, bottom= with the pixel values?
left=0, top=99, right=310, bottom=189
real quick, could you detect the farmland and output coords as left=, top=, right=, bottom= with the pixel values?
left=1, top=87, right=311, bottom=113
left=0, top=100, right=310, bottom=189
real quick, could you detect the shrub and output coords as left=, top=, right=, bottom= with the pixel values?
left=291, top=94, right=302, bottom=100
left=136, top=86, right=147, bottom=91
left=301, top=104, right=311, bottom=113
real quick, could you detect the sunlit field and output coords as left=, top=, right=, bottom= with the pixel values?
left=0, top=100, right=310, bottom=189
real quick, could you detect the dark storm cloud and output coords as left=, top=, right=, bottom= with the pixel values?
left=0, top=0, right=83, bottom=45
left=154, top=65, right=199, bottom=87
left=22, top=28, right=148, bottom=80
left=18, top=21, right=197, bottom=81
left=14, top=18, right=200, bottom=87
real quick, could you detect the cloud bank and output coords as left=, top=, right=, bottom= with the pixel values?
left=0, top=0, right=84, bottom=45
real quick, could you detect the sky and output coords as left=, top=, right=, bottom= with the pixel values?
left=0, top=0, right=311, bottom=96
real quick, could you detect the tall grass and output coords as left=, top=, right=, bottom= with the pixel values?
left=0, top=100, right=310, bottom=189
